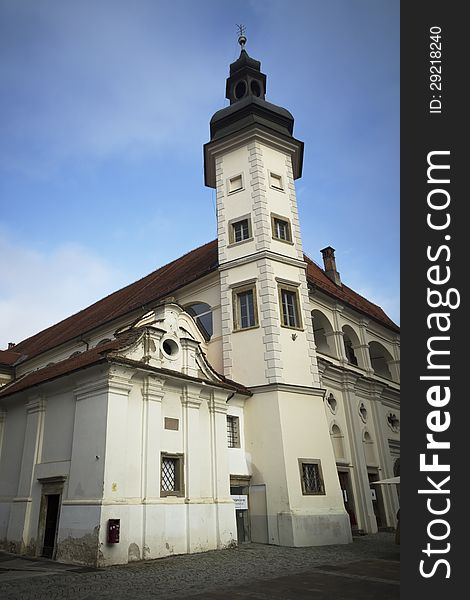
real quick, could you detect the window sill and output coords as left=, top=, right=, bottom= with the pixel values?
left=227, top=237, right=254, bottom=248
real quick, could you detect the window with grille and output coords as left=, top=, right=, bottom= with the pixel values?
left=227, top=415, right=240, bottom=448
left=298, top=459, right=325, bottom=495
left=160, top=453, right=184, bottom=497
left=233, top=284, right=258, bottom=330
left=279, top=287, right=302, bottom=329
left=271, top=214, right=292, bottom=243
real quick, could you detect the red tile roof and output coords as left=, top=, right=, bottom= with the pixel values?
left=304, top=255, right=399, bottom=332
left=0, top=333, right=251, bottom=399
left=0, top=350, right=24, bottom=367
left=6, top=240, right=398, bottom=364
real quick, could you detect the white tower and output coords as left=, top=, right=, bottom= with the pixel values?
left=204, top=36, right=351, bottom=546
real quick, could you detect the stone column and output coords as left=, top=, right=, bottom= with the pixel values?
left=181, top=384, right=204, bottom=554
left=358, top=320, right=374, bottom=375
left=341, top=375, right=377, bottom=533
left=7, top=396, right=46, bottom=553
left=141, top=375, right=164, bottom=560
left=369, top=385, right=398, bottom=527
left=209, top=390, right=236, bottom=548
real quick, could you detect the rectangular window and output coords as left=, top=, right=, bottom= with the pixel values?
left=279, top=287, right=302, bottom=329
left=160, top=453, right=184, bottom=497
left=227, top=415, right=240, bottom=448
left=269, top=172, right=284, bottom=190
left=271, top=214, right=292, bottom=243
left=298, top=459, right=325, bottom=495
left=229, top=218, right=251, bottom=244
left=228, top=174, right=243, bottom=194
left=233, top=284, right=258, bottom=331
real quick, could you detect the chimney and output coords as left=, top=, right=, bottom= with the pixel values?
left=8, top=342, right=16, bottom=349
left=320, top=246, right=341, bottom=286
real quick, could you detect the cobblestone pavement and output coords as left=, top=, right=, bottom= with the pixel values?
left=0, top=533, right=399, bottom=600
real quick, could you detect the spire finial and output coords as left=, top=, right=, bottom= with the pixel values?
left=236, top=24, right=247, bottom=49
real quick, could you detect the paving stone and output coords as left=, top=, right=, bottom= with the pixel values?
left=0, top=532, right=399, bottom=600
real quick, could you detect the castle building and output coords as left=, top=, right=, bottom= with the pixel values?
left=0, top=39, right=399, bottom=566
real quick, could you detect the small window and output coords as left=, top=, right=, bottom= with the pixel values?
left=269, top=172, right=284, bottom=190
left=229, top=217, right=252, bottom=244
left=160, top=453, right=184, bottom=497
left=279, top=286, right=302, bottom=329
left=299, top=459, right=325, bottom=495
left=186, top=302, right=213, bottom=339
left=228, top=174, right=243, bottom=194
left=271, top=214, right=292, bottom=243
left=233, top=285, right=258, bottom=331
left=227, top=415, right=240, bottom=448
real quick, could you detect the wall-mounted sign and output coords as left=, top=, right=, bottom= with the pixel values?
left=370, top=488, right=377, bottom=501
left=231, top=494, right=248, bottom=510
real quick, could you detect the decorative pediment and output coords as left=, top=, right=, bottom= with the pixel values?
left=111, top=302, right=225, bottom=387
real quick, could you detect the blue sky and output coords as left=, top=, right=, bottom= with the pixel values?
left=0, top=0, right=399, bottom=348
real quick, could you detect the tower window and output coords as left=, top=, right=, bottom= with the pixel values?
left=227, top=415, right=240, bottom=448
left=279, top=286, right=302, bottom=329
left=250, top=80, right=261, bottom=97
left=233, top=284, right=258, bottom=331
left=227, top=174, right=243, bottom=194
left=229, top=216, right=252, bottom=244
left=269, top=172, right=284, bottom=191
left=271, top=214, right=292, bottom=243
left=298, top=459, right=325, bottom=495
left=234, top=80, right=247, bottom=99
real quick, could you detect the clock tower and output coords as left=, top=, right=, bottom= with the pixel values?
left=204, top=35, right=351, bottom=546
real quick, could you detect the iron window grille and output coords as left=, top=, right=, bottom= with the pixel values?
left=299, top=459, right=325, bottom=495
left=227, top=415, right=240, bottom=448
left=160, top=453, right=184, bottom=497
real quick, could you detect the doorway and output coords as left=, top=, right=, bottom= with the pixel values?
left=230, top=478, right=251, bottom=544
left=42, top=494, right=60, bottom=558
left=337, top=469, right=357, bottom=529
left=37, top=476, right=66, bottom=560
left=368, top=472, right=386, bottom=529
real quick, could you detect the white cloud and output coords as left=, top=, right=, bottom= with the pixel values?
left=0, top=1, right=223, bottom=176
left=0, top=233, right=124, bottom=349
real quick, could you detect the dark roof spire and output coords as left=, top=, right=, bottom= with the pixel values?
left=225, top=28, right=266, bottom=105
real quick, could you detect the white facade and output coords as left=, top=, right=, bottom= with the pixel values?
left=0, top=43, right=399, bottom=565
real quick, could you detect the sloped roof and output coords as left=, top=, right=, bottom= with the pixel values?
left=304, top=255, right=399, bottom=332
left=0, top=331, right=251, bottom=399
left=7, top=239, right=398, bottom=363
left=0, top=349, right=23, bottom=367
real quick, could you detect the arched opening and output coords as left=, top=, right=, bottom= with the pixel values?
left=342, top=325, right=361, bottom=367
left=311, top=310, right=335, bottom=356
left=185, top=302, right=213, bottom=340
left=369, top=341, right=394, bottom=380
left=331, top=424, right=345, bottom=461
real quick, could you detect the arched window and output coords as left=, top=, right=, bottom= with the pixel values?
left=369, top=341, right=394, bottom=379
left=311, top=310, right=335, bottom=356
left=331, top=424, right=345, bottom=461
left=363, top=430, right=377, bottom=466
left=342, top=325, right=360, bottom=366
left=186, top=303, right=213, bottom=340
